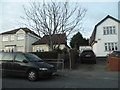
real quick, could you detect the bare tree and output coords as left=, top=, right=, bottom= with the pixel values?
left=21, top=1, right=87, bottom=51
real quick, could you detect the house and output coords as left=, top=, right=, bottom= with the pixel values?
left=79, top=46, right=92, bottom=52
left=32, top=34, right=70, bottom=52
left=90, top=15, right=120, bottom=57
left=0, top=28, right=40, bottom=52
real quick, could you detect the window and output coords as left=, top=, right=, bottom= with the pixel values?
left=103, top=26, right=116, bottom=35
left=36, top=46, right=44, bottom=52
left=104, top=42, right=118, bottom=51
left=115, top=43, right=118, bottom=50
left=2, top=36, right=8, bottom=41
left=2, top=53, right=15, bottom=61
left=15, top=53, right=26, bottom=62
left=24, top=53, right=43, bottom=62
left=105, top=43, right=107, bottom=51
left=17, top=34, right=24, bottom=40
left=10, top=35, right=14, bottom=41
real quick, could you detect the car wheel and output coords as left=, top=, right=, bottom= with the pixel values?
left=27, top=70, right=38, bottom=81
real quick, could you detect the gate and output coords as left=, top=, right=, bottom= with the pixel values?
left=43, top=59, right=64, bottom=70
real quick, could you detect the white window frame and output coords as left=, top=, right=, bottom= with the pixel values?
left=104, top=42, right=118, bottom=51
left=10, top=35, right=14, bottom=41
left=17, top=33, right=24, bottom=40
left=2, top=36, right=9, bottom=41
left=103, top=26, right=116, bottom=35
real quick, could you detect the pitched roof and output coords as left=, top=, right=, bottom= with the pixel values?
left=32, top=34, right=67, bottom=45
left=89, top=15, right=120, bottom=45
left=0, top=27, right=40, bottom=37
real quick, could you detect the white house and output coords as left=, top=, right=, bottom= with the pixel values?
left=90, top=15, right=120, bottom=57
left=0, top=28, right=40, bottom=52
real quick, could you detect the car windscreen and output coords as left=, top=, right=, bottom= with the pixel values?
left=82, top=51, right=94, bottom=55
left=113, top=51, right=120, bottom=57
left=24, top=53, right=43, bottom=62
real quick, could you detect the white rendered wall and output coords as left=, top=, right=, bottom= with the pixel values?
left=93, top=18, right=119, bottom=57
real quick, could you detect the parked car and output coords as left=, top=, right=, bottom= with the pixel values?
left=79, top=50, right=96, bottom=64
left=0, top=52, right=57, bottom=81
left=109, top=51, right=120, bottom=58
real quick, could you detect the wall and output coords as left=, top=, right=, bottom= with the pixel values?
left=33, top=44, right=49, bottom=52
left=118, top=23, right=120, bottom=50
left=32, top=44, right=68, bottom=52
left=0, top=35, right=2, bottom=51
left=16, top=29, right=26, bottom=52
left=26, top=33, right=40, bottom=52
left=93, top=18, right=118, bottom=57
left=0, top=29, right=40, bottom=52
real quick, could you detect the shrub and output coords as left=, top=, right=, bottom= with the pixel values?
left=31, top=51, right=58, bottom=59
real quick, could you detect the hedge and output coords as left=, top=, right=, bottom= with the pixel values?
left=31, top=51, right=58, bottom=59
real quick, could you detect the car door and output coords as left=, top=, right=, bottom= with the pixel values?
left=0, top=52, right=3, bottom=76
left=2, top=53, right=15, bottom=75
left=13, top=53, right=29, bottom=76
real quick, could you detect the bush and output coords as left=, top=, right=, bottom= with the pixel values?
left=31, top=51, right=58, bottom=59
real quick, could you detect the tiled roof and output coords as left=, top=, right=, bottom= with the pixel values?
left=89, top=15, right=120, bottom=45
left=0, top=27, right=40, bottom=37
left=32, top=34, right=67, bottom=45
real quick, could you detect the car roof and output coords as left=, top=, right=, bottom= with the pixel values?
left=82, top=49, right=93, bottom=52
left=0, top=52, right=23, bottom=54
left=113, top=51, right=120, bottom=53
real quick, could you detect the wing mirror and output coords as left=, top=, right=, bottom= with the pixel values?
left=23, top=59, right=28, bottom=63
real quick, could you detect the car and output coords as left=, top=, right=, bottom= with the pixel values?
left=79, top=50, right=96, bottom=64
left=109, top=51, right=120, bottom=58
left=0, top=52, right=57, bottom=81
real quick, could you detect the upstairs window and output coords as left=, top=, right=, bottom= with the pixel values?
left=17, top=34, right=24, bottom=40
left=10, top=35, right=14, bottom=41
left=2, top=36, right=8, bottom=41
left=103, top=26, right=116, bottom=35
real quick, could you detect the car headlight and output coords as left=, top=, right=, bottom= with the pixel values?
left=39, top=68, right=48, bottom=71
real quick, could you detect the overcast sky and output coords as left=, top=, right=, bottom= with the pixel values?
left=0, top=0, right=119, bottom=39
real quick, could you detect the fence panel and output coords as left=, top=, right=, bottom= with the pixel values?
left=43, top=59, right=64, bottom=70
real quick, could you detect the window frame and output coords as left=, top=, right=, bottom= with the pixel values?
left=10, top=35, right=14, bottom=41
left=2, top=35, right=9, bottom=42
left=17, top=33, right=24, bottom=40
left=2, top=53, right=16, bottom=61
left=14, top=53, right=27, bottom=62
left=103, top=26, right=116, bottom=35
left=104, top=42, right=118, bottom=51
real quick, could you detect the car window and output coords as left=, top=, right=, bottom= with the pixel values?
left=24, top=53, right=43, bottom=62
left=2, top=53, right=15, bottom=61
left=15, top=53, right=27, bottom=62
left=0, top=52, right=3, bottom=60
left=82, top=50, right=94, bottom=55
left=113, top=51, right=120, bottom=57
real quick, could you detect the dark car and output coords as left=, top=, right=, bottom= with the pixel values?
left=80, top=50, right=96, bottom=64
left=109, top=51, right=120, bottom=58
left=0, top=52, right=57, bottom=81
